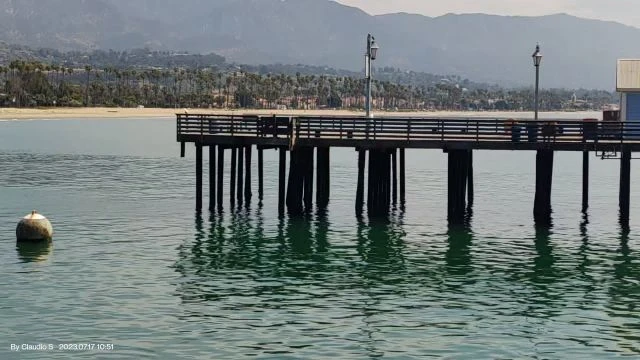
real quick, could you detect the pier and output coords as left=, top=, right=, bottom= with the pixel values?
left=177, top=113, right=640, bottom=226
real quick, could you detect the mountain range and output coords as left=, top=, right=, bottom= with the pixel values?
left=0, top=0, right=639, bottom=89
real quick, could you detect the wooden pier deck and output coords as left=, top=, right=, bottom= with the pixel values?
left=177, top=114, right=640, bottom=226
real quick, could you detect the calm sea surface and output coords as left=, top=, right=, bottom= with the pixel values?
left=1, top=117, right=639, bottom=359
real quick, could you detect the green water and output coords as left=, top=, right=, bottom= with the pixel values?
left=1, top=118, right=639, bottom=359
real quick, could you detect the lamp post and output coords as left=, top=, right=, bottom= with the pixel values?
left=532, top=44, right=543, bottom=121
left=365, top=34, right=379, bottom=119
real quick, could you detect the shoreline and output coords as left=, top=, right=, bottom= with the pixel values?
left=0, top=107, right=602, bottom=120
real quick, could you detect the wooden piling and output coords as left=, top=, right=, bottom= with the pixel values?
left=245, top=145, right=252, bottom=204
left=534, top=150, right=554, bottom=226
left=258, top=147, right=264, bottom=201
left=237, top=145, right=244, bottom=206
left=367, top=150, right=374, bottom=211
left=180, top=142, right=185, bottom=158
left=385, top=150, right=391, bottom=209
left=209, top=145, right=216, bottom=211
left=278, top=147, right=286, bottom=216
left=467, top=150, right=474, bottom=208
left=316, top=147, right=330, bottom=209
left=286, top=149, right=304, bottom=216
left=447, top=150, right=469, bottom=225
left=582, top=150, right=589, bottom=213
left=366, top=149, right=392, bottom=218
left=303, top=147, right=314, bottom=212
left=400, top=148, right=406, bottom=206
left=392, top=149, right=398, bottom=206
left=356, top=150, right=366, bottom=216
left=217, top=146, right=224, bottom=210
left=620, top=150, right=631, bottom=224
left=195, top=143, right=203, bottom=212
left=230, top=147, right=237, bottom=207
left=367, top=150, right=376, bottom=215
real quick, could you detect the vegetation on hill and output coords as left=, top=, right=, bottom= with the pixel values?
left=0, top=57, right=615, bottom=111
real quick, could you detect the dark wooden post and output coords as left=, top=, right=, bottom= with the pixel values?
left=316, top=147, right=330, bottom=209
left=245, top=145, right=252, bottom=204
left=209, top=145, right=216, bottom=211
left=369, top=150, right=377, bottom=215
left=237, top=145, right=244, bottom=206
left=448, top=149, right=469, bottom=225
left=620, top=150, right=631, bottom=225
left=258, top=147, right=264, bottom=201
left=180, top=142, right=185, bottom=158
left=278, top=147, right=286, bottom=216
left=582, top=150, right=589, bottom=213
left=304, top=147, right=315, bottom=212
left=356, top=150, right=366, bottom=216
left=384, top=150, right=391, bottom=210
left=534, top=150, right=554, bottom=226
left=392, top=149, right=398, bottom=206
left=467, top=150, right=474, bottom=208
left=287, top=149, right=304, bottom=216
left=400, top=148, right=406, bottom=206
left=217, top=146, right=224, bottom=210
left=230, top=147, right=237, bottom=207
left=195, top=143, right=203, bottom=212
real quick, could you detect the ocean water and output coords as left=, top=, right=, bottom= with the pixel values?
left=0, top=117, right=639, bottom=359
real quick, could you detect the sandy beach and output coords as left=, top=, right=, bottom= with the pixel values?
left=0, top=107, right=602, bottom=120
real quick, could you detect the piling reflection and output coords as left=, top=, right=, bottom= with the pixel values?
left=606, top=225, right=640, bottom=353
left=445, top=224, right=473, bottom=278
left=175, top=208, right=409, bottom=306
left=356, top=217, right=406, bottom=281
left=577, top=213, right=596, bottom=302
left=15, top=241, right=52, bottom=263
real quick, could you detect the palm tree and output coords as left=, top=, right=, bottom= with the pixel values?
left=85, top=65, right=92, bottom=106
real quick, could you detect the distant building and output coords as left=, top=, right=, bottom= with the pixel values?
left=617, top=59, right=640, bottom=121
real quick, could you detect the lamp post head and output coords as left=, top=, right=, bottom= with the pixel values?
left=370, top=38, right=379, bottom=61
left=532, top=44, right=542, bottom=67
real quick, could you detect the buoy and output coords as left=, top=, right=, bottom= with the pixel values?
left=16, top=211, right=53, bottom=242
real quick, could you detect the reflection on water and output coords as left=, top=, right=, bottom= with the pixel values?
left=15, top=241, right=52, bottom=263
left=607, top=225, right=640, bottom=354
left=172, top=207, right=640, bottom=357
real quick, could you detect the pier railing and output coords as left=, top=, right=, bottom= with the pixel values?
left=177, top=114, right=640, bottom=146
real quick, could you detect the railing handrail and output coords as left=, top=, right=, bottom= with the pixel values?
left=177, top=114, right=640, bottom=146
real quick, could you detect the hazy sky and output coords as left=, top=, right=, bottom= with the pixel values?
left=335, top=0, right=640, bottom=28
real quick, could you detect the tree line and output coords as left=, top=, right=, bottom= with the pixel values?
left=0, top=59, right=616, bottom=111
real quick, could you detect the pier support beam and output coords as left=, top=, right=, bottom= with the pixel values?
left=392, top=149, right=398, bottom=206
left=385, top=149, right=391, bottom=209
left=534, top=149, right=554, bottom=226
left=303, top=147, right=315, bottom=213
left=217, top=146, right=224, bottom=210
left=258, top=147, right=264, bottom=202
left=245, top=145, right=252, bottom=204
left=209, top=145, right=216, bottom=211
left=582, top=151, right=589, bottom=213
left=620, top=150, right=631, bottom=225
left=278, top=147, right=286, bottom=216
left=316, top=147, right=330, bottom=209
left=447, top=149, right=470, bottom=225
left=237, top=145, right=244, bottom=206
left=356, top=150, right=366, bottom=216
left=467, top=151, right=474, bottom=209
left=196, top=143, right=203, bottom=212
left=230, top=147, right=237, bottom=207
left=286, top=148, right=304, bottom=216
left=400, top=148, right=406, bottom=207
left=367, top=149, right=392, bottom=218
